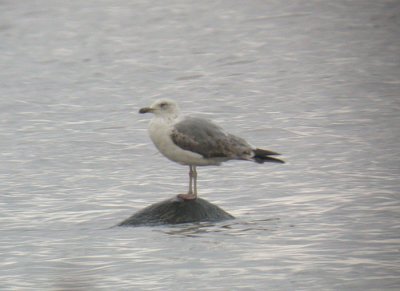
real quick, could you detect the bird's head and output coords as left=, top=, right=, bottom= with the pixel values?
left=139, top=98, right=180, bottom=119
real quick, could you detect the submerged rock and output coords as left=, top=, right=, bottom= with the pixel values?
left=118, top=196, right=234, bottom=226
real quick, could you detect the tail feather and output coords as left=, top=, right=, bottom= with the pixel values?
left=253, top=148, right=285, bottom=164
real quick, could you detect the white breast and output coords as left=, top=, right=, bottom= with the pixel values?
left=148, top=117, right=219, bottom=166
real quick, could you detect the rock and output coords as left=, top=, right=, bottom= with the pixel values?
left=118, top=196, right=234, bottom=226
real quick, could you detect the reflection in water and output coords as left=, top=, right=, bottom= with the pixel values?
left=160, top=218, right=281, bottom=237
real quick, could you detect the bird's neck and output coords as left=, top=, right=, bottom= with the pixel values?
left=156, top=113, right=179, bottom=124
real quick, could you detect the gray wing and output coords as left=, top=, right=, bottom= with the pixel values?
left=170, top=116, right=252, bottom=159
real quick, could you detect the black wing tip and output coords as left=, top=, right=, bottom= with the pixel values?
left=253, top=148, right=285, bottom=164
left=254, top=148, right=281, bottom=156
left=254, top=156, right=285, bottom=164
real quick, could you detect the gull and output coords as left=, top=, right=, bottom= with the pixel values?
left=139, top=99, right=284, bottom=200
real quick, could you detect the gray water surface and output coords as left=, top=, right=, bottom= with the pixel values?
left=1, top=0, right=399, bottom=290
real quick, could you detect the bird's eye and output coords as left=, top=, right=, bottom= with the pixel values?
left=160, top=102, right=168, bottom=108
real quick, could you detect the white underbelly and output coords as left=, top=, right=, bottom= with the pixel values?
left=148, top=118, right=219, bottom=166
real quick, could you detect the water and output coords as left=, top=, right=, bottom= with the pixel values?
left=1, top=0, right=399, bottom=290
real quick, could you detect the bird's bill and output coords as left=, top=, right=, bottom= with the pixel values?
left=139, top=107, right=154, bottom=114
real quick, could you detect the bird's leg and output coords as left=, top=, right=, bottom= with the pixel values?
left=188, top=165, right=193, bottom=194
left=193, top=166, right=198, bottom=198
left=177, top=165, right=197, bottom=201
